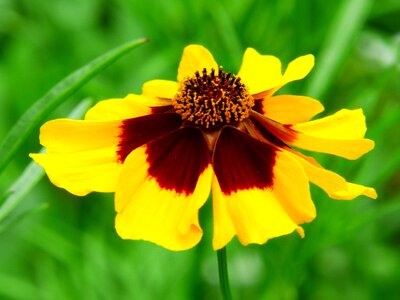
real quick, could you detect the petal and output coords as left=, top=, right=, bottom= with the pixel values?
left=177, top=45, right=218, bottom=82
left=115, top=127, right=212, bottom=251
left=142, top=80, right=179, bottom=100
left=211, top=127, right=315, bottom=249
left=248, top=112, right=296, bottom=148
left=31, top=112, right=183, bottom=196
left=290, top=109, right=375, bottom=159
left=289, top=151, right=377, bottom=200
left=293, top=108, right=367, bottom=138
left=237, top=48, right=283, bottom=95
left=38, top=119, right=121, bottom=153
left=211, top=175, right=236, bottom=249
left=254, top=95, right=325, bottom=124
left=30, top=149, right=121, bottom=196
left=212, top=127, right=276, bottom=193
left=282, top=54, right=315, bottom=83
left=117, top=112, right=182, bottom=163
left=30, top=119, right=122, bottom=195
left=85, top=94, right=171, bottom=121
left=244, top=49, right=314, bottom=99
left=331, top=183, right=377, bottom=200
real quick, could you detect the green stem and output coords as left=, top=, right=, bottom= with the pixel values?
left=217, top=247, right=233, bottom=300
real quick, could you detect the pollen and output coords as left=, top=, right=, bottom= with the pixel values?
left=172, top=67, right=254, bottom=129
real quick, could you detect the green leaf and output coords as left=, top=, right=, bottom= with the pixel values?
left=0, top=99, right=93, bottom=228
left=0, top=37, right=148, bottom=174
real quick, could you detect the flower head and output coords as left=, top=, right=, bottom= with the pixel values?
left=30, top=45, right=377, bottom=251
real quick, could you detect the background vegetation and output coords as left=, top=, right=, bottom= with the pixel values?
left=0, top=0, right=399, bottom=299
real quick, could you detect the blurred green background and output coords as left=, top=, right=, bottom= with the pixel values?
left=0, top=0, right=399, bottom=299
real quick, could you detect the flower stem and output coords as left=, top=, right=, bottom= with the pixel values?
left=217, top=247, right=233, bottom=300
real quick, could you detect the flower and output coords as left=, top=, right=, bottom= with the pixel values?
left=30, top=45, right=377, bottom=251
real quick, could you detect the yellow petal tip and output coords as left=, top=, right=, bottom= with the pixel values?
left=365, top=188, right=378, bottom=200
left=296, top=227, right=305, bottom=238
left=284, top=54, right=315, bottom=83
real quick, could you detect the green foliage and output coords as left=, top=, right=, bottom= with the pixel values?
left=0, top=37, right=147, bottom=174
left=0, top=0, right=399, bottom=299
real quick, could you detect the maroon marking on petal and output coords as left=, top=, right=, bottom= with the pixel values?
left=151, top=105, right=173, bottom=114
left=146, top=127, right=211, bottom=195
left=252, top=100, right=265, bottom=114
left=213, top=126, right=277, bottom=195
left=250, top=111, right=296, bottom=145
left=249, top=115, right=287, bottom=148
left=117, top=113, right=182, bottom=163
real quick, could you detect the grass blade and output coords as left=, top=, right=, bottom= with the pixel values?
left=0, top=37, right=148, bottom=174
left=305, top=0, right=373, bottom=99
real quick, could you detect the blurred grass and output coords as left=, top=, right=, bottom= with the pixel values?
left=0, top=0, right=399, bottom=299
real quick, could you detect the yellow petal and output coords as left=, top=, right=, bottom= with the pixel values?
left=142, top=80, right=179, bottom=99
left=237, top=48, right=283, bottom=95
left=282, top=54, right=315, bottom=83
left=39, top=119, right=120, bottom=153
left=177, top=45, right=218, bottom=82
left=291, top=133, right=374, bottom=160
left=30, top=119, right=122, bottom=195
left=30, top=149, right=121, bottom=196
left=85, top=94, right=169, bottom=121
left=271, top=151, right=316, bottom=224
left=212, top=178, right=303, bottom=249
left=115, top=127, right=212, bottom=251
left=251, top=54, right=315, bottom=98
left=290, top=109, right=375, bottom=159
left=211, top=175, right=236, bottom=250
left=259, top=95, right=324, bottom=124
left=211, top=127, right=314, bottom=250
left=289, top=150, right=377, bottom=200
left=294, top=109, right=367, bottom=138
left=330, top=182, right=377, bottom=200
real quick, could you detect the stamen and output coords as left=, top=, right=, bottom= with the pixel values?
left=172, top=67, right=254, bottom=129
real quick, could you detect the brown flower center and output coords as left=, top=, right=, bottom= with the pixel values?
left=172, top=68, right=254, bottom=129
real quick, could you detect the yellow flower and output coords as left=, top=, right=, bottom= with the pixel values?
left=30, top=45, right=377, bottom=251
